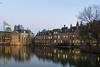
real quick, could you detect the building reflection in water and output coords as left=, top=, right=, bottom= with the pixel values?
left=32, top=46, right=100, bottom=67
left=0, top=45, right=100, bottom=67
left=0, top=46, right=32, bottom=64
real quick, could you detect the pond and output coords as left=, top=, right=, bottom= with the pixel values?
left=0, top=46, right=100, bottom=67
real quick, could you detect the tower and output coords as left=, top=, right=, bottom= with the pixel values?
left=3, top=21, right=12, bottom=32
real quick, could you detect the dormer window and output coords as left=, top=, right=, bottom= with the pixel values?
left=54, top=32, right=57, bottom=34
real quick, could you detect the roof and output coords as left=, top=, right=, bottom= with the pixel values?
left=0, top=31, right=11, bottom=33
left=15, top=30, right=31, bottom=33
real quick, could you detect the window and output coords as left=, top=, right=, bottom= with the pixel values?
left=54, top=40, right=57, bottom=43
left=58, top=35, right=60, bottom=39
left=63, top=36, right=65, bottom=38
left=66, top=36, right=68, bottom=38
left=54, top=32, right=58, bottom=34
left=60, top=40, right=63, bottom=43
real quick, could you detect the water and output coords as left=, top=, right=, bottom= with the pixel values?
left=0, top=46, right=100, bottom=67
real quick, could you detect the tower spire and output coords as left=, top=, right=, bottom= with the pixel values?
left=3, top=20, right=12, bottom=32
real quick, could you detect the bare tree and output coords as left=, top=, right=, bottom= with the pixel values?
left=77, top=5, right=100, bottom=23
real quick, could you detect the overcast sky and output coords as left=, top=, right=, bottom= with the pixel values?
left=0, top=0, right=100, bottom=33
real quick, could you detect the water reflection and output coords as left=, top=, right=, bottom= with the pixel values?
left=0, top=46, right=32, bottom=62
left=32, top=47, right=100, bottom=67
left=0, top=46, right=100, bottom=67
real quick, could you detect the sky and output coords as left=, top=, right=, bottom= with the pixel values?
left=0, top=0, right=100, bottom=34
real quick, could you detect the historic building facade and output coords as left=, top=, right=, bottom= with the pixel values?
left=0, top=31, right=11, bottom=45
left=0, top=24, right=33, bottom=46
left=34, top=22, right=81, bottom=46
